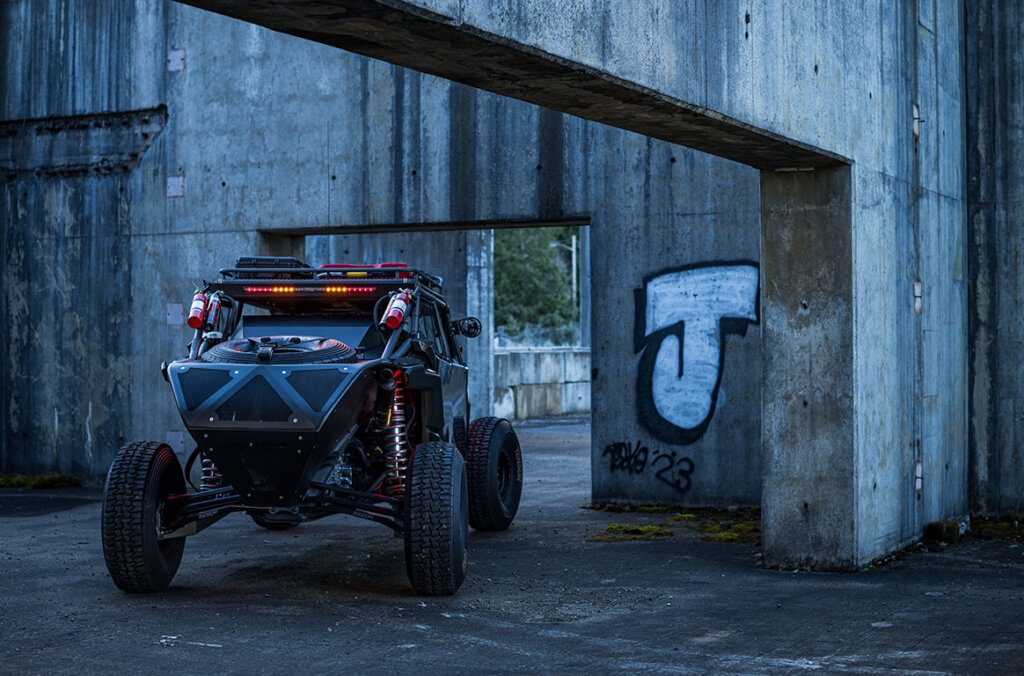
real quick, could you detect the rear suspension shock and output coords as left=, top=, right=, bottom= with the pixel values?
left=384, top=383, right=409, bottom=496
left=200, top=457, right=223, bottom=490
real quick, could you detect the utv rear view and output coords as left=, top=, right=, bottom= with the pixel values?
left=100, top=257, right=523, bottom=595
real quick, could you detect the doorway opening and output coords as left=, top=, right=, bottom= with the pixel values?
left=261, top=216, right=592, bottom=423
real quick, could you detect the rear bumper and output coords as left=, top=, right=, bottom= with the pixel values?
left=168, top=360, right=376, bottom=506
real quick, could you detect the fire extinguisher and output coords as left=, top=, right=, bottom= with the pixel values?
left=186, top=289, right=207, bottom=360
left=204, top=292, right=222, bottom=331
left=186, top=291, right=207, bottom=329
left=380, top=291, right=412, bottom=331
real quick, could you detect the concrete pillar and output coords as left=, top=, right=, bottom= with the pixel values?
left=761, top=166, right=856, bottom=569
left=465, top=228, right=494, bottom=418
left=967, top=0, right=1024, bottom=514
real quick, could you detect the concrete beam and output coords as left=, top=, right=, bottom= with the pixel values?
left=258, top=216, right=590, bottom=236
left=175, top=0, right=847, bottom=170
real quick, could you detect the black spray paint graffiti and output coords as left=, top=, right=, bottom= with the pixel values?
left=603, top=440, right=696, bottom=495
left=633, top=261, right=760, bottom=445
left=603, top=439, right=648, bottom=475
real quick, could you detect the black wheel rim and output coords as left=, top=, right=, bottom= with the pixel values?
left=155, top=465, right=182, bottom=558
left=496, top=449, right=512, bottom=503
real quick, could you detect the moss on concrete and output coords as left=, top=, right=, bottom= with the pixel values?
left=670, top=508, right=761, bottom=544
left=582, top=502, right=679, bottom=514
left=971, top=515, right=1024, bottom=542
left=699, top=520, right=760, bottom=543
left=593, top=523, right=674, bottom=541
left=0, top=473, right=82, bottom=489
left=584, top=505, right=762, bottom=544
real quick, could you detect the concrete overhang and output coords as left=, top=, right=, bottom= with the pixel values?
left=176, top=0, right=849, bottom=171
left=257, top=216, right=590, bottom=237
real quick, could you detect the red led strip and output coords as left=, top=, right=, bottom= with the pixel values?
left=324, top=286, right=376, bottom=293
left=242, top=286, right=296, bottom=294
left=242, top=285, right=377, bottom=294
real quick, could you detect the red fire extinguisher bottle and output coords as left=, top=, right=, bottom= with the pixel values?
left=186, top=291, right=207, bottom=329
left=204, top=292, right=222, bottom=331
left=381, top=291, right=411, bottom=330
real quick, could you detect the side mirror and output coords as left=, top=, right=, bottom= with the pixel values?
left=451, top=316, right=482, bottom=339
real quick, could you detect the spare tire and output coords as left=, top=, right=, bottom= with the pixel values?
left=201, top=336, right=357, bottom=365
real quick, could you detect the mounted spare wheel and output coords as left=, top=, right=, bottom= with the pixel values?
left=200, top=336, right=357, bottom=365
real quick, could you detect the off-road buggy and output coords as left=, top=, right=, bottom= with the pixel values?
left=100, top=257, right=523, bottom=595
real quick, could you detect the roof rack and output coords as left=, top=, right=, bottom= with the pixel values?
left=218, top=257, right=443, bottom=290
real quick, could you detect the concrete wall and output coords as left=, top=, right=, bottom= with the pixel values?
left=1, top=0, right=169, bottom=477
left=968, top=1, right=1024, bottom=514
left=172, top=0, right=975, bottom=566
left=374, top=0, right=970, bottom=564
left=2, top=1, right=763, bottom=510
left=493, top=348, right=590, bottom=419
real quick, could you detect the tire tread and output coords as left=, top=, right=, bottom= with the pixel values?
left=405, top=441, right=466, bottom=596
left=101, top=441, right=183, bottom=593
left=466, top=417, right=522, bottom=531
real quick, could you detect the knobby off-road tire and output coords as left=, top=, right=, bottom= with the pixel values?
left=466, top=417, right=523, bottom=531
left=101, top=441, right=186, bottom=593
left=250, top=513, right=298, bottom=531
left=403, top=442, right=469, bottom=596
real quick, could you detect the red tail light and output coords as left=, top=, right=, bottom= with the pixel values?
left=324, top=286, right=377, bottom=293
left=242, top=285, right=377, bottom=294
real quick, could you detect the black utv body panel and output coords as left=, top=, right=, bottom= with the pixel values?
left=168, top=361, right=376, bottom=506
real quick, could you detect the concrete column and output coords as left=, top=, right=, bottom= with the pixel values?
left=761, top=166, right=856, bottom=569
left=465, top=228, right=494, bottom=418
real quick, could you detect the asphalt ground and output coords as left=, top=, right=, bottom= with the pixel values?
left=1, top=419, right=1022, bottom=674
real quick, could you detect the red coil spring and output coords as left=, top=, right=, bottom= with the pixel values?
left=384, top=383, right=409, bottom=496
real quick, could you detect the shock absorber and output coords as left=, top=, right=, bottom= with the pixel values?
left=200, top=457, right=223, bottom=490
left=384, top=382, right=409, bottom=496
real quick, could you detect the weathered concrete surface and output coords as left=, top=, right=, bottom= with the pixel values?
left=2, top=421, right=1024, bottom=674
left=493, top=347, right=590, bottom=419
left=585, top=129, right=761, bottom=508
left=0, top=106, right=167, bottom=179
left=1, top=0, right=169, bottom=478
left=968, top=1, right=1024, bottom=515
left=761, top=167, right=854, bottom=569
left=175, top=0, right=846, bottom=170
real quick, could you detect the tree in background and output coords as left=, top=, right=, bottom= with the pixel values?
left=494, top=226, right=578, bottom=346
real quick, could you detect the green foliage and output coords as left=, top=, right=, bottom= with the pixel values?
left=494, top=226, right=577, bottom=342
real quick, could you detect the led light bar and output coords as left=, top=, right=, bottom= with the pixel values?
left=325, top=285, right=376, bottom=293
left=243, top=285, right=377, bottom=294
